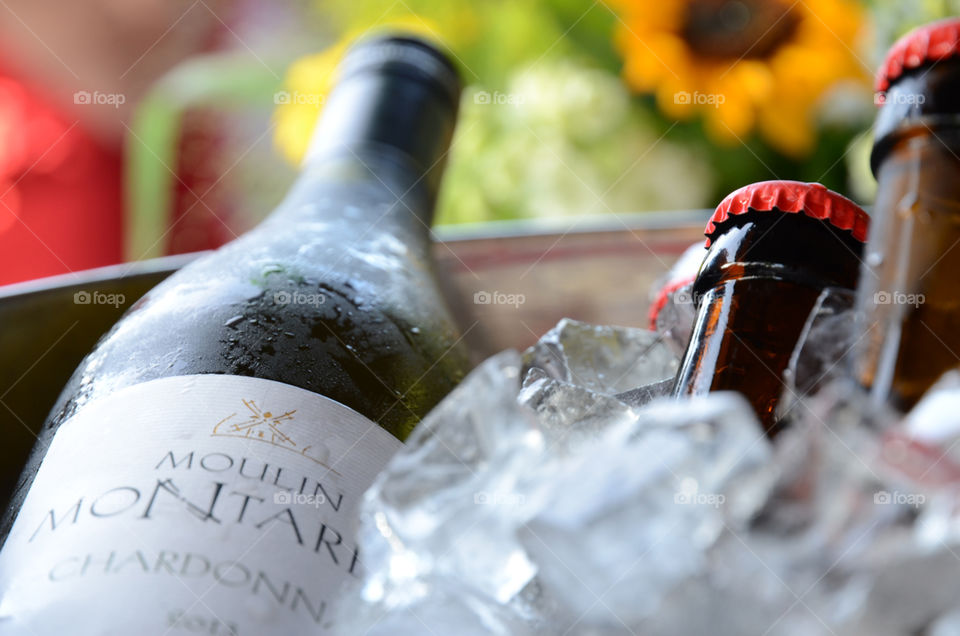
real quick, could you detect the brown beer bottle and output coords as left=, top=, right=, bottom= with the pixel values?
left=854, top=18, right=960, bottom=410
left=672, top=181, right=868, bottom=437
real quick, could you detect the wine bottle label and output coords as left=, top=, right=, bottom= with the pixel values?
left=0, top=374, right=402, bottom=635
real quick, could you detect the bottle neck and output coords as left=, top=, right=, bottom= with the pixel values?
left=677, top=212, right=863, bottom=437
left=270, top=148, right=434, bottom=251
left=268, top=42, right=460, bottom=236
left=855, top=120, right=960, bottom=411
left=301, top=60, right=458, bottom=214
left=873, top=61, right=960, bottom=174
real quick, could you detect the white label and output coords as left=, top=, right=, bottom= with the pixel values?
left=0, top=375, right=402, bottom=635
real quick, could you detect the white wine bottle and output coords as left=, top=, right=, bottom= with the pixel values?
left=0, top=34, right=469, bottom=634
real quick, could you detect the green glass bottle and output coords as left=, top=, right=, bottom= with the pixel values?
left=0, top=34, right=469, bottom=635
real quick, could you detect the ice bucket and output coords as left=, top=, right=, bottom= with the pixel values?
left=0, top=210, right=708, bottom=506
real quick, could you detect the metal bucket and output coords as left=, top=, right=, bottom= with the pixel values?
left=0, top=211, right=708, bottom=505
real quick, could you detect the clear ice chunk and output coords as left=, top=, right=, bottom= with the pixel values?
left=334, top=315, right=960, bottom=636
left=649, top=241, right=706, bottom=357
left=614, top=378, right=674, bottom=408
left=904, top=371, right=960, bottom=445
left=351, top=350, right=542, bottom=613
left=522, top=318, right=678, bottom=395
left=518, top=367, right=639, bottom=456
left=519, top=393, right=772, bottom=627
left=335, top=577, right=536, bottom=636
left=780, top=287, right=857, bottom=418
left=931, top=609, right=960, bottom=636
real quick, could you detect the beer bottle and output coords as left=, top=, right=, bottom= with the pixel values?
left=854, top=18, right=960, bottom=410
left=648, top=241, right=706, bottom=355
left=672, top=181, right=869, bottom=436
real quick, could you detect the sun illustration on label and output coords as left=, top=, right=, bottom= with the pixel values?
left=212, top=399, right=338, bottom=474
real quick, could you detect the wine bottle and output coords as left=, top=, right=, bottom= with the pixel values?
left=0, top=34, right=470, bottom=634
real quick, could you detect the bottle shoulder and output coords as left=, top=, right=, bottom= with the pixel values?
left=47, top=220, right=469, bottom=441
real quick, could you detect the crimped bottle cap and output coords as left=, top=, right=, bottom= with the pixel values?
left=647, top=275, right=696, bottom=330
left=647, top=241, right=706, bottom=329
left=876, top=18, right=960, bottom=93
left=705, top=181, right=869, bottom=247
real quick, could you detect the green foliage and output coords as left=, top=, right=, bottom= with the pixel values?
left=308, top=0, right=885, bottom=219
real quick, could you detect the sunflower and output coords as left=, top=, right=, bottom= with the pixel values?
left=611, top=0, right=868, bottom=156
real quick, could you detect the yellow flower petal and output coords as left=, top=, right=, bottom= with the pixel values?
left=620, top=33, right=691, bottom=94
left=612, top=0, right=869, bottom=155
left=611, top=1, right=686, bottom=34
left=704, top=88, right=755, bottom=144
left=758, top=103, right=815, bottom=157
left=727, top=60, right=775, bottom=105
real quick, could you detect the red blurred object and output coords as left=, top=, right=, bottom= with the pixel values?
left=166, top=108, right=237, bottom=255
left=0, top=73, right=123, bottom=286
left=647, top=274, right=695, bottom=330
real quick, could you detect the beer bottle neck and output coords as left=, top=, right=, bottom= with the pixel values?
left=676, top=212, right=864, bottom=437
left=873, top=61, right=960, bottom=174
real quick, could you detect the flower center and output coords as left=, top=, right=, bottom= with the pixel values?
left=681, top=0, right=800, bottom=60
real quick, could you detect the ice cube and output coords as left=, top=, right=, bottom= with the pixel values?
left=779, top=287, right=857, bottom=418
left=931, top=608, right=960, bottom=636
left=519, top=393, right=772, bottom=627
left=333, top=576, right=536, bottom=636
left=518, top=367, right=639, bottom=456
left=334, top=314, right=960, bottom=636
left=366, top=350, right=539, bottom=537
left=649, top=241, right=706, bottom=356
left=904, top=371, right=960, bottom=445
left=642, top=385, right=919, bottom=636
left=614, top=378, right=674, bottom=408
left=353, top=350, right=542, bottom=609
left=829, top=542, right=960, bottom=635
left=523, top=318, right=678, bottom=395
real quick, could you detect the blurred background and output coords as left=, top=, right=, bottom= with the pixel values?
left=0, top=0, right=955, bottom=285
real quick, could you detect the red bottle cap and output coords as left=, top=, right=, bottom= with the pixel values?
left=704, top=181, right=869, bottom=247
left=647, top=241, right=705, bottom=329
left=647, top=275, right=696, bottom=330
left=876, top=18, right=960, bottom=93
